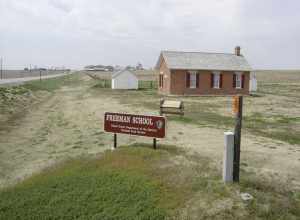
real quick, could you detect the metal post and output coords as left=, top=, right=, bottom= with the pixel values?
left=39, top=70, right=42, bottom=82
left=153, top=138, right=157, bottom=149
left=114, top=133, right=117, bottom=149
left=159, top=99, right=164, bottom=116
left=233, top=96, right=243, bottom=182
left=223, top=132, right=234, bottom=183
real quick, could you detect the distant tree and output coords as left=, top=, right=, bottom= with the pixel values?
left=24, top=67, right=29, bottom=71
left=106, top=66, right=114, bottom=71
left=136, top=62, right=143, bottom=70
left=125, top=65, right=135, bottom=70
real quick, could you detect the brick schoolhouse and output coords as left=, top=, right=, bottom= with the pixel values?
left=156, top=47, right=252, bottom=95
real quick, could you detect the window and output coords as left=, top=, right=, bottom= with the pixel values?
left=189, top=71, right=197, bottom=88
left=159, top=74, right=164, bottom=88
left=213, top=72, right=220, bottom=88
left=186, top=71, right=199, bottom=88
left=236, top=74, right=242, bottom=88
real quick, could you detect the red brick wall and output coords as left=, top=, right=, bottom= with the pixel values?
left=169, top=70, right=250, bottom=95
left=157, top=57, right=171, bottom=94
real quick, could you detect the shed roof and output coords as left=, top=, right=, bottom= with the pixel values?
left=157, top=50, right=252, bottom=71
left=112, top=69, right=137, bottom=78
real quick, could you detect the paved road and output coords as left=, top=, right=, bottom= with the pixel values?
left=0, top=73, right=69, bottom=86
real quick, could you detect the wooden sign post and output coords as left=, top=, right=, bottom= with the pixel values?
left=232, top=96, right=243, bottom=182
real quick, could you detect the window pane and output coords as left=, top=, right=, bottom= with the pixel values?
left=236, top=74, right=241, bottom=88
left=213, top=74, right=220, bottom=88
left=190, top=72, right=197, bottom=88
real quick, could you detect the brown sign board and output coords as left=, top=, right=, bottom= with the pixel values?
left=232, top=96, right=239, bottom=114
left=104, top=112, right=166, bottom=138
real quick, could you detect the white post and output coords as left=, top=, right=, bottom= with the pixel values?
left=223, top=131, right=234, bottom=183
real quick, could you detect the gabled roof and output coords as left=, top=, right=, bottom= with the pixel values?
left=112, top=69, right=137, bottom=78
left=156, top=50, right=252, bottom=72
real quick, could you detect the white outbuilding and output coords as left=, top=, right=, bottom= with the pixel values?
left=250, top=72, right=257, bottom=92
left=111, top=69, right=139, bottom=90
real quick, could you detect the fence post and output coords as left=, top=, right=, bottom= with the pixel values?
left=223, top=131, right=234, bottom=183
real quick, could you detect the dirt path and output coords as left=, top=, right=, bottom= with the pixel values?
left=1, top=75, right=299, bottom=190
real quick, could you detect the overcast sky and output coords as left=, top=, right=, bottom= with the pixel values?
left=1, top=0, right=299, bottom=69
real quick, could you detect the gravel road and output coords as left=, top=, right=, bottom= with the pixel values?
left=0, top=73, right=70, bottom=86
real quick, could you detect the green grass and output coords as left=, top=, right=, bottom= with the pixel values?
left=92, top=79, right=157, bottom=90
left=0, top=169, right=165, bottom=220
left=0, top=144, right=299, bottom=219
left=92, top=79, right=111, bottom=88
left=138, top=80, right=158, bottom=89
left=0, top=145, right=186, bottom=219
left=0, top=148, right=165, bottom=219
left=23, top=74, right=79, bottom=92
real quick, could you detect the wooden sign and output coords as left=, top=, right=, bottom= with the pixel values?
left=232, top=96, right=239, bottom=114
left=104, top=112, right=166, bottom=138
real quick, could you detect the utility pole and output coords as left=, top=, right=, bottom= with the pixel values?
left=0, top=57, right=3, bottom=80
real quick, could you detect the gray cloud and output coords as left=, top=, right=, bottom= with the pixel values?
left=0, top=0, right=299, bottom=69
left=48, top=0, right=74, bottom=13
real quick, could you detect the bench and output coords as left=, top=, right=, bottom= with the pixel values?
left=159, top=99, right=184, bottom=116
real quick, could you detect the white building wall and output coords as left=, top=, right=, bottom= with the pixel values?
left=111, top=70, right=138, bottom=89
left=250, top=73, right=257, bottom=92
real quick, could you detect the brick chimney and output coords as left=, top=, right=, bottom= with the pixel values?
left=235, top=46, right=241, bottom=56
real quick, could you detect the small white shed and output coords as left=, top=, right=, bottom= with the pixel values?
left=250, top=72, right=257, bottom=92
left=111, top=69, right=138, bottom=90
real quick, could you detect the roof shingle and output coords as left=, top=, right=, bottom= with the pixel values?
left=159, top=50, right=251, bottom=71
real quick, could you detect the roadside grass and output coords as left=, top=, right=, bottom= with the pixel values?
left=0, top=144, right=299, bottom=219
left=0, top=74, right=80, bottom=132
left=23, top=74, right=80, bottom=92
left=0, top=86, right=36, bottom=130
left=0, top=87, right=33, bottom=116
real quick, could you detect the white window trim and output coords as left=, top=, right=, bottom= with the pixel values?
left=188, top=71, right=197, bottom=89
left=213, top=71, right=220, bottom=89
left=235, top=72, right=242, bottom=89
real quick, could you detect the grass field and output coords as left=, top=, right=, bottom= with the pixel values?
left=1, top=144, right=299, bottom=219
left=0, top=70, right=299, bottom=219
